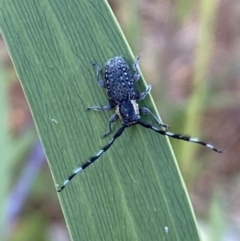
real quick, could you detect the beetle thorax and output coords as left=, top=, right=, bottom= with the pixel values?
left=116, top=100, right=140, bottom=126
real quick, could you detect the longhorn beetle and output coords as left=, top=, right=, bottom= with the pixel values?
left=57, top=56, right=222, bottom=192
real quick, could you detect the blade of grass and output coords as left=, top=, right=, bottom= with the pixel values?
left=0, top=53, right=11, bottom=239
left=0, top=0, right=200, bottom=240
left=178, top=0, right=218, bottom=185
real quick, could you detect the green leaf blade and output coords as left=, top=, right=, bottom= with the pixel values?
left=0, top=0, right=200, bottom=240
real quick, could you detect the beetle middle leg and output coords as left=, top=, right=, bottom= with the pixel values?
left=139, top=107, right=168, bottom=128
left=138, top=85, right=152, bottom=100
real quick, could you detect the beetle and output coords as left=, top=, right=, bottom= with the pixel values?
left=57, top=56, right=222, bottom=192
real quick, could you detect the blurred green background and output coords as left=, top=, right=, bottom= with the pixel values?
left=1, top=0, right=240, bottom=241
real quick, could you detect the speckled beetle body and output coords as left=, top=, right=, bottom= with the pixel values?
left=104, top=57, right=140, bottom=107
left=89, top=56, right=158, bottom=136
left=99, top=56, right=142, bottom=126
